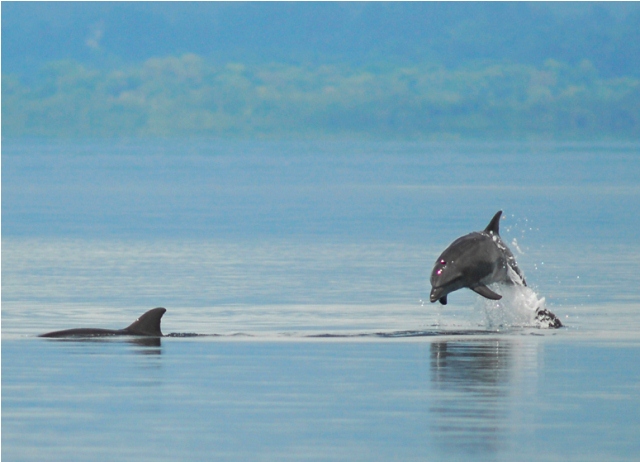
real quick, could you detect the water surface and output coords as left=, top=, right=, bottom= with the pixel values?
left=3, top=140, right=640, bottom=461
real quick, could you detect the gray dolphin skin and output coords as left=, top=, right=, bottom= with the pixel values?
left=429, top=211, right=562, bottom=328
left=39, top=307, right=166, bottom=338
left=430, top=211, right=524, bottom=305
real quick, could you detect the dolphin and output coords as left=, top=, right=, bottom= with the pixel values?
left=429, top=211, right=562, bottom=328
left=39, top=307, right=166, bottom=338
left=430, top=211, right=525, bottom=305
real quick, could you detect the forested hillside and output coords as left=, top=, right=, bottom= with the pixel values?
left=3, top=2, right=639, bottom=139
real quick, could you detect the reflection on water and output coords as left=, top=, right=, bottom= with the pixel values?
left=41, top=336, right=163, bottom=353
left=430, top=339, right=512, bottom=455
left=127, top=336, right=162, bottom=351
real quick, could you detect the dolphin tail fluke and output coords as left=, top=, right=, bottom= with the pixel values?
left=472, top=285, right=502, bottom=300
left=124, top=307, right=166, bottom=336
left=535, top=308, right=563, bottom=328
left=484, top=210, right=503, bottom=235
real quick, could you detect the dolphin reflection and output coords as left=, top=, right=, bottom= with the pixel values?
left=430, top=339, right=513, bottom=455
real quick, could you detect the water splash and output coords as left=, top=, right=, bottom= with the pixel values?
left=474, top=283, right=555, bottom=329
left=511, top=237, right=524, bottom=255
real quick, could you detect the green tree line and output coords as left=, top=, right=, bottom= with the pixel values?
left=2, top=54, right=639, bottom=139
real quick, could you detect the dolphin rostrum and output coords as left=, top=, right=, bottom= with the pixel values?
left=39, top=307, right=166, bottom=338
left=429, top=211, right=561, bottom=328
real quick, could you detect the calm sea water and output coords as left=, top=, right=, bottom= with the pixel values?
left=2, top=139, right=640, bottom=461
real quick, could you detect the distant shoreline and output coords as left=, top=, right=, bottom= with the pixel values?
left=3, top=57, right=639, bottom=140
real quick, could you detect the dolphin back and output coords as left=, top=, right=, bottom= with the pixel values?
left=39, top=307, right=166, bottom=338
left=482, top=211, right=527, bottom=286
left=39, top=327, right=123, bottom=338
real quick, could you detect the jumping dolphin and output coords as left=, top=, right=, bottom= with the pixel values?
left=39, top=307, right=166, bottom=338
left=429, top=211, right=561, bottom=328
left=430, top=211, right=525, bottom=305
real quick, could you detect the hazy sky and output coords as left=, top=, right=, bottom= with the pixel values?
left=3, top=2, right=640, bottom=77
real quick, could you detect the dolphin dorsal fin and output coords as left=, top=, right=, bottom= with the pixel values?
left=484, top=210, right=503, bottom=235
left=124, top=307, right=166, bottom=336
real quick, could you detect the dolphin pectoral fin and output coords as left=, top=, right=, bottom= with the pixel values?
left=439, top=296, right=448, bottom=305
left=472, top=285, right=502, bottom=300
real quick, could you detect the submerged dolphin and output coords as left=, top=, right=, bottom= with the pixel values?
left=39, top=307, right=166, bottom=338
left=429, top=211, right=561, bottom=328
